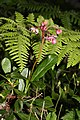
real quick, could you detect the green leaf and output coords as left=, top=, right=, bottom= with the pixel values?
left=34, top=96, right=53, bottom=108
left=61, top=111, right=75, bottom=120
left=11, top=70, right=27, bottom=81
left=46, top=112, right=57, bottom=120
left=18, top=68, right=27, bottom=92
left=16, top=112, right=28, bottom=120
left=14, top=89, right=25, bottom=97
left=27, top=13, right=34, bottom=22
left=37, top=15, right=44, bottom=25
left=1, top=57, right=11, bottom=73
left=14, top=99, right=23, bottom=112
left=6, top=113, right=15, bottom=120
left=72, top=95, right=80, bottom=103
left=18, top=79, right=25, bottom=92
left=0, top=110, right=6, bottom=115
left=76, top=109, right=80, bottom=119
left=31, top=54, right=58, bottom=81
left=21, top=68, right=29, bottom=78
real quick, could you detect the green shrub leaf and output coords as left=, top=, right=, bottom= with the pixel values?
left=72, top=95, right=80, bottom=102
left=31, top=54, right=58, bottom=81
left=46, top=112, right=57, bottom=120
left=1, top=57, right=11, bottom=73
left=61, top=110, right=75, bottom=120
left=16, top=112, right=28, bottom=120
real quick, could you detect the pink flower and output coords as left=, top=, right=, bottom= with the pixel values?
left=45, top=35, right=57, bottom=44
left=56, top=29, right=62, bottom=34
left=40, top=21, right=48, bottom=31
left=52, top=38, right=57, bottom=44
left=40, top=25, right=47, bottom=31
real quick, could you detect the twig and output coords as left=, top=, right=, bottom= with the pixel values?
left=41, top=101, right=45, bottom=120
left=34, top=112, right=39, bottom=120
left=26, top=93, right=43, bottom=102
left=55, top=94, right=61, bottom=110
left=57, top=104, right=63, bottom=120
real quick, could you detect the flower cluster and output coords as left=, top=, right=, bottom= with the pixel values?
left=40, top=20, right=48, bottom=31
left=30, top=20, right=62, bottom=44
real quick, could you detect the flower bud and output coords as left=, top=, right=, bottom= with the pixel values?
left=56, top=29, right=62, bottom=34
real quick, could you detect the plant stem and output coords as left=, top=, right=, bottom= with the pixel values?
left=41, top=101, right=45, bottom=120
left=55, top=94, right=61, bottom=110
left=57, top=104, right=63, bottom=120
left=31, top=31, right=45, bottom=74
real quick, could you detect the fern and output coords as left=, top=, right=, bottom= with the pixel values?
left=56, top=29, right=80, bottom=67
left=0, top=12, right=30, bottom=71
left=25, top=1, right=80, bottom=29
left=0, top=12, right=80, bottom=71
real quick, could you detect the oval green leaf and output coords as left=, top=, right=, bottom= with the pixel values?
left=31, top=54, right=58, bottom=81
left=1, top=57, right=11, bottom=73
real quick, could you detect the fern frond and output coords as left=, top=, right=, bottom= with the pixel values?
left=0, top=13, right=30, bottom=71
left=57, top=29, right=80, bottom=67
left=25, top=1, right=80, bottom=29
left=67, top=48, right=80, bottom=68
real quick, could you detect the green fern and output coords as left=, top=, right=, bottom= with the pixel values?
left=56, top=29, right=80, bottom=67
left=0, top=12, right=80, bottom=71
left=25, top=1, right=80, bottom=29
left=0, top=12, right=30, bottom=71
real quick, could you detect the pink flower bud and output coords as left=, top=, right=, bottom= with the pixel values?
left=40, top=25, right=47, bottom=31
left=43, top=20, right=48, bottom=25
left=40, top=21, right=48, bottom=31
left=52, top=39, right=57, bottom=44
left=56, top=29, right=62, bottom=34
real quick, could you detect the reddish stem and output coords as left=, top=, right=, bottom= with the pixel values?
left=31, top=30, right=45, bottom=74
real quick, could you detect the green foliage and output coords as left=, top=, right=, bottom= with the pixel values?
left=0, top=12, right=80, bottom=120
left=25, top=1, right=80, bottom=29
left=61, top=109, right=80, bottom=120
left=31, top=54, right=58, bottom=81
left=56, top=29, right=80, bottom=67
left=0, top=12, right=80, bottom=71
left=46, top=112, right=57, bottom=120
left=0, top=12, right=30, bottom=71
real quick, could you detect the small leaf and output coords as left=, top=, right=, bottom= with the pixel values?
left=14, top=99, right=23, bottom=112
left=27, top=13, right=34, bottom=22
left=31, top=54, right=58, bottom=81
left=34, top=96, right=53, bottom=108
left=1, top=57, right=11, bottom=73
left=76, top=109, right=80, bottom=119
left=61, top=111, right=75, bottom=120
left=72, top=95, right=80, bottom=103
left=37, top=15, right=44, bottom=25
left=11, top=70, right=27, bottom=80
left=18, top=79, right=25, bottom=92
left=0, top=110, right=6, bottom=115
left=21, top=68, right=29, bottom=78
left=46, top=112, right=57, bottom=120
left=18, top=68, right=28, bottom=92
left=16, top=112, right=28, bottom=120
left=6, top=113, right=15, bottom=120
left=14, top=89, right=25, bottom=97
